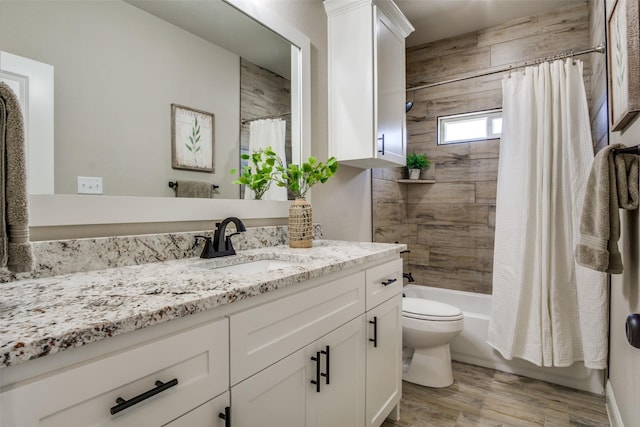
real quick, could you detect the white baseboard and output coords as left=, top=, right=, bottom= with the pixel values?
left=606, top=380, right=624, bottom=427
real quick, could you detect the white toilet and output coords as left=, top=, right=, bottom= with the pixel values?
left=402, top=297, right=464, bottom=388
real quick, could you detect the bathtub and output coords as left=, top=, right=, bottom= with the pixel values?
left=403, top=284, right=605, bottom=394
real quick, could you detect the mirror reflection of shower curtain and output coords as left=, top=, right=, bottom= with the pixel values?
left=488, top=59, right=608, bottom=370
left=245, top=118, right=287, bottom=201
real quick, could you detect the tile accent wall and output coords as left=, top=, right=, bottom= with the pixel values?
left=373, top=2, right=593, bottom=294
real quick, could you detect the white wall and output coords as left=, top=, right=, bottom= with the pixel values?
left=0, top=1, right=240, bottom=199
left=608, top=114, right=640, bottom=426
left=261, top=0, right=373, bottom=242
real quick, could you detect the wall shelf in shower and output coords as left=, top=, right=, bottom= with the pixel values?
left=397, top=179, right=436, bottom=184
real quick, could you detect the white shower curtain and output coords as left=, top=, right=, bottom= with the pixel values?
left=487, top=59, right=608, bottom=369
left=245, top=118, right=287, bottom=201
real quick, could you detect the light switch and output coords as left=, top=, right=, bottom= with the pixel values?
left=77, top=176, right=103, bottom=194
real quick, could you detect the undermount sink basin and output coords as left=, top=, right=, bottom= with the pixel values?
left=205, top=259, right=302, bottom=275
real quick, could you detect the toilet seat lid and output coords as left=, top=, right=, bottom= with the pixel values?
left=402, top=297, right=463, bottom=321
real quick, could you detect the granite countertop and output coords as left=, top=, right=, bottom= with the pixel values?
left=0, top=240, right=404, bottom=369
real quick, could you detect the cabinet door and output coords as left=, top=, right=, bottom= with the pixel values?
left=375, top=7, right=406, bottom=166
left=366, top=294, right=403, bottom=427
left=163, top=392, right=229, bottom=427
left=308, top=316, right=366, bottom=427
left=231, top=346, right=310, bottom=427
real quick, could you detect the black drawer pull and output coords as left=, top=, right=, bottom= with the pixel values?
left=219, top=406, right=231, bottom=427
left=369, top=316, right=378, bottom=348
left=377, top=134, right=385, bottom=155
left=382, top=278, right=397, bottom=286
left=321, top=345, right=330, bottom=385
left=310, top=351, right=321, bottom=392
left=110, top=378, right=178, bottom=415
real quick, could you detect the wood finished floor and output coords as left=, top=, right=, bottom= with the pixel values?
left=382, top=362, right=609, bottom=427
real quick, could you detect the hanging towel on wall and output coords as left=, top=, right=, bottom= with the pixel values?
left=0, top=82, right=34, bottom=272
left=576, top=144, right=639, bottom=273
left=174, top=180, right=214, bottom=198
left=245, top=119, right=287, bottom=201
left=488, top=59, right=608, bottom=370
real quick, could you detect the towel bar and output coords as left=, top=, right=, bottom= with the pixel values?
left=168, top=181, right=220, bottom=190
left=612, top=144, right=640, bottom=155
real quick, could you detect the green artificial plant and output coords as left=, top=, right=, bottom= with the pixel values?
left=406, top=152, right=431, bottom=170
left=268, top=153, right=339, bottom=200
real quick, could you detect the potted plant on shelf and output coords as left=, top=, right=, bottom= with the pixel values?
left=267, top=151, right=339, bottom=248
left=231, top=148, right=275, bottom=200
left=406, top=152, right=430, bottom=180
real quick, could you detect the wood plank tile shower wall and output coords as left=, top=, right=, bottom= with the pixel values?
left=372, top=2, right=592, bottom=294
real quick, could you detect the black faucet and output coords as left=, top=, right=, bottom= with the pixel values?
left=213, top=217, right=248, bottom=258
left=195, top=217, right=246, bottom=258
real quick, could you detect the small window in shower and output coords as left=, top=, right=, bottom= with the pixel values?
left=437, top=109, right=502, bottom=145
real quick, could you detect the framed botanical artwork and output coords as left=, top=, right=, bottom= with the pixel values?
left=171, top=104, right=215, bottom=172
left=608, top=0, right=640, bottom=131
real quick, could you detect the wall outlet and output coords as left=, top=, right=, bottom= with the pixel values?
left=77, top=176, right=103, bottom=194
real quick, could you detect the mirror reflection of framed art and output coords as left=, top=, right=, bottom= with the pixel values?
left=171, top=104, right=215, bottom=173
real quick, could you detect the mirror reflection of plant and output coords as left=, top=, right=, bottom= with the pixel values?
left=268, top=153, right=339, bottom=200
left=231, top=147, right=277, bottom=200
left=186, top=117, right=202, bottom=164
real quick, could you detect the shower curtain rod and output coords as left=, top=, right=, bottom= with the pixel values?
left=241, top=112, right=290, bottom=125
left=406, top=43, right=606, bottom=92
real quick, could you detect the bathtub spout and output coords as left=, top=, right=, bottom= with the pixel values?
left=403, top=272, right=415, bottom=283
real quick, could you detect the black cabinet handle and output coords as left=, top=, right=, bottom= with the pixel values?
left=377, top=134, right=385, bottom=155
left=320, top=345, right=330, bottom=385
left=369, top=317, right=378, bottom=348
left=310, top=351, right=321, bottom=392
left=110, top=378, right=178, bottom=415
left=381, top=278, right=397, bottom=286
left=219, top=406, right=231, bottom=427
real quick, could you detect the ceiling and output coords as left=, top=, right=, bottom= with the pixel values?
left=394, top=0, right=585, bottom=47
left=125, top=0, right=586, bottom=76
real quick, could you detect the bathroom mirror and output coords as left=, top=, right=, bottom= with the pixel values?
left=0, top=0, right=311, bottom=226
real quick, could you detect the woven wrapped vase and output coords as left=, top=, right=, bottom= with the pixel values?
left=289, top=198, right=313, bottom=248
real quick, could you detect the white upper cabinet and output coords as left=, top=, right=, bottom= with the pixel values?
left=325, top=0, right=414, bottom=169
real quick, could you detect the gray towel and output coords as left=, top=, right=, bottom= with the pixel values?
left=174, top=180, right=214, bottom=198
left=576, top=144, right=639, bottom=274
left=0, top=82, right=34, bottom=273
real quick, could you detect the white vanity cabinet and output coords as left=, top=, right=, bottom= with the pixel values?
left=365, top=259, right=403, bottom=427
left=325, top=0, right=414, bottom=169
left=0, top=253, right=403, bottom=427
left=0, top=319, right=229, bottom=427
